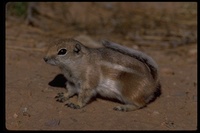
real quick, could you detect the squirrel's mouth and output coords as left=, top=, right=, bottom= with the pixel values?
left=43, top=57, right=57, bottom=66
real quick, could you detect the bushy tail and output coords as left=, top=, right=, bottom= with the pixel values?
left=102, top=40, right=159, bottom=81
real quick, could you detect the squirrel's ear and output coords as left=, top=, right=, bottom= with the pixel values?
left=74, top=43, right=81, bottom=53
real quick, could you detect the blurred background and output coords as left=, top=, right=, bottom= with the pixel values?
left=6, top=2, right=197, bottom=48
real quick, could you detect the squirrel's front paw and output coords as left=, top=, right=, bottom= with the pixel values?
left=55, top=92, right=69, bottom=103
left=65, top=102, right=81, bottom=109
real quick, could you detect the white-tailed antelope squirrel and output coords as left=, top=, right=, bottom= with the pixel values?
left=43, top=38, right=161, bottom=112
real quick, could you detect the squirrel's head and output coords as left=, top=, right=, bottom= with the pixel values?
left=43, top=38, right=87, bottom=66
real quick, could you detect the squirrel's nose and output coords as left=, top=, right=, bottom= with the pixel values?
left=43, top=57, right=48, bottom=62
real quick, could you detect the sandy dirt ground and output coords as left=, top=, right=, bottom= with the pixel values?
left=5, top=2, right=197, bottom=130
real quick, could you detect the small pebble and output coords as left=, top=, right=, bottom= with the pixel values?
left=45, top=119, right=60, bottom=127
left=13, top=113, right=18, bottom=118
left=152, top=111, right=160, bottom=115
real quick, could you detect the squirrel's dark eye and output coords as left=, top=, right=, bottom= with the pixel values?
left=58, top=49, right=67, bottom=55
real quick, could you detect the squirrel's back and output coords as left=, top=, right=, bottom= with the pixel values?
left=102, top=40, right=159, bottom=82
